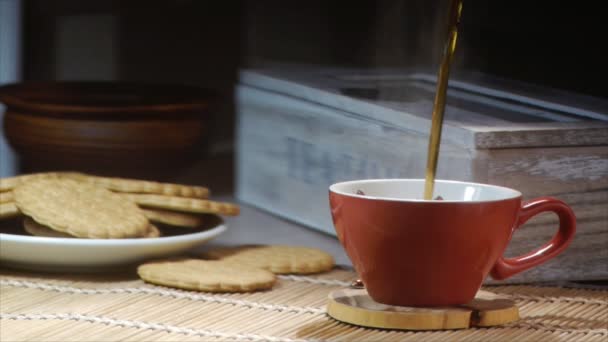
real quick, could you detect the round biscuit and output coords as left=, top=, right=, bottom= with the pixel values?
left=122, top=193, right=239, bottom=216
left=81, top=175, right=210, bottom=198
left=142, top=208, right=204, bottom=228
left=0, top=191, right=14, bottom=204
left=143, top=224, right=162, bottom=238
left=13, top=178, right=149, bottom=238
left=0, top=202, right=20, bottom=219
left=24, top=217, right=159, bottom=239
left=137, top=259, right=276, bottom=292
left=23, top=217, right=74, bottom=238
left=201, top=245, right=335, bottom=274
left=0, top=172, right=86, bottom=192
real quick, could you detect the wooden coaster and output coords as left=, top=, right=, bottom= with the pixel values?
left=327, top=288, right=519, bottom=330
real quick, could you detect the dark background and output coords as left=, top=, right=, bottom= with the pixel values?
left=23, top=0, right=606, bottom=93
left=17, top=0, right=606, bottom=187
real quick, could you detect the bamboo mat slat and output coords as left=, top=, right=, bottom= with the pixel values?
left=1, top=268, right=607, bottom=341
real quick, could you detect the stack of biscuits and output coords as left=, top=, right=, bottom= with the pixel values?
left=0, top=172, right=239, bottom=238
left=0, top=172, right=336, bottom=293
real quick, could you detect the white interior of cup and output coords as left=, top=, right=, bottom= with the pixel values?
left=329, top=179, right=521, bottom=202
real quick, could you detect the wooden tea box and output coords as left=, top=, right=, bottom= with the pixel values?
left=235, top=66, right=608, bottom=283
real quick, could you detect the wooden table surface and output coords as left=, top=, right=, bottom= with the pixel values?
left=1, top=181, right=607, bottom=341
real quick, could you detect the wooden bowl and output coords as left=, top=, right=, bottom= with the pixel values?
left=0, top=82, right=215, bottom=180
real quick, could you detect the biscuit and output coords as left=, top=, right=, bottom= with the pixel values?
left=143, top=224, right=162, bottom=238
left=137, top=259, right=276, bottom=292
left=0, top=191, right=14, bottom=204
left=0, top=172, right=85, bottom=192
left=81, top=175, right=210, bottom=198
left=201, top=245, right=335, bottom=274
left=122, top=193, right=239, bottom=216
left=0, top=172, right=210, bottom=198
left=23, top=217, right=74, bottom=238
left=142, top=208, right=204, bottom=228
left=24, top=217, right=160, bottom=239
left=0, top=202, right=21, bottom=219
left=13, top=178, right=149, bottom=238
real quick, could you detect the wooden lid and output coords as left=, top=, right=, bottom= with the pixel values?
left=240, top=67, right=608, bottom=148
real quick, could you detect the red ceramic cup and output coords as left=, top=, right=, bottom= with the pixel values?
left=329, top=179, right=576, bottom=307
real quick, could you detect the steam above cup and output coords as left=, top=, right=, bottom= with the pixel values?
left=329, top=179, right=576, bottom=307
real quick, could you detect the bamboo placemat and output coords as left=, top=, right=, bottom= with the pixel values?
left=1, top=267, right=606, bottom=341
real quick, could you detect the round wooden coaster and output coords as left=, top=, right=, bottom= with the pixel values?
left=327, top=288, right=519, bottom=330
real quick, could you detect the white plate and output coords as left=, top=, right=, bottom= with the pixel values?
left=0, top=215, right=226, bottom=272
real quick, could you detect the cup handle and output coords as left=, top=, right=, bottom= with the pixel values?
left=490, top=197, right=576, bottom=280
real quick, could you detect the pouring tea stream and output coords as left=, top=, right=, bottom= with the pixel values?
left=424, top=0, right=464, bottom=200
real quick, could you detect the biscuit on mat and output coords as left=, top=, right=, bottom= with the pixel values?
left=137, top=259, right=276, bottom=292
left=122, top=193, right=240, bottom=216
left=0, top=202, right=21, bottom=219
left=142, top=208, right=204, bottom=228
left=201, top=245, right=335, bottom=274
left=14, top=179, right=149, bottom=238
left=0, top=172, right=85, bottom=192
left=23, top=217, right=74, bottom=238
left=81, top=175, right=210, bottom=198
left=0, top=191, right=14, bottom=204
